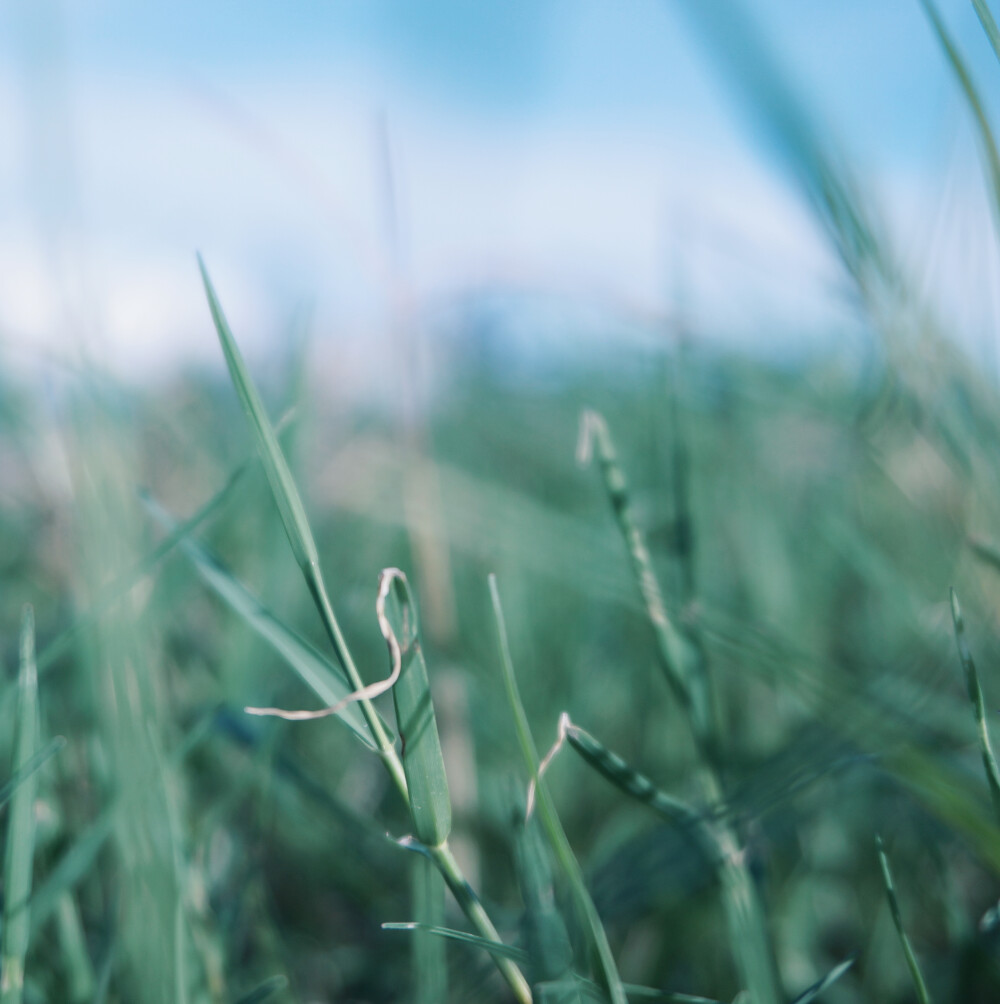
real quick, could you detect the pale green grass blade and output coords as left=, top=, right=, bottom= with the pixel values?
left=1, top=608, right=40, bottom=1004
left=382, top=923, right=530, bottom=963
left=876, top=836, right=932, bottom=1004
left=411, top=856, right=447, bottom=1004
left=969, top=534, right=1000, bottom=572
left=381, top=569, right=451, bottom=845
left=143, top=494, right=383, bottom=750
left=233, top=976, right=288, bottom=1004
left=972, top=0, right=1000, bottom=63
left=788, top=957, right=854, bottom=1004
left=490, top=574, right=627, bottom=1004
left=56, top=892, right=96, bottom=1002
left=0, top=739, right=64, bottom=814
left=920, top=0, right=1000, bottom=226
left=949, top=589, right=1000, bottom=823
left=198, top=254, right=318, bottom=573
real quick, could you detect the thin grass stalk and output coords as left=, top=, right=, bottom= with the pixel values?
left=972, top=0, right=1000, bottom=62
left=949, top=588, right=1000, bottom=824
left=578, top=411, right=781, bottom=1004
left=876, top=836, right=932, bottom=1004
left=1, top=608, right=40, bottom=1004
left=490, top=575, right=627, bottom=1004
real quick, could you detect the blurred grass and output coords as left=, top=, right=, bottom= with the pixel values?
left=6, top=3, right=1000, bottom=1003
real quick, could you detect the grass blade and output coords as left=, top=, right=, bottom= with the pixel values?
left=972, top=0, right=1000, bottom=63
left=920, top=0, right=1000, bottom=228
left=490, top=574, right=628, bottom=1004
left=143, top=494, right=385, bottom=750
left=411, top=856, right=447, bottom=1004
left=788, top=957, right=855, bottom=1004
left=577, top=411, right=711, bottom=752
left=198, top=254, right=318, bottom=573
left=197, top=256, right=402, bottom=785
left=876, top=836, right=932, bottom=1004
left=232, top=975, right=288, bottom=1004
left=949, top=589, right=1000, bottom=824
left=382, top=923, right=529, bottom=963
left=0, top=738, right=64, bottom=814
left=1, top=608, right=40, bottom=1004
left=381, top=569, right=451, bottom=846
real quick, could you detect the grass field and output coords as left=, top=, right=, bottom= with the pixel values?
left=7, top=2, right=1000, bottom=1003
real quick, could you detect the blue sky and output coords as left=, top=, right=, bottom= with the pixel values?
left=2, top=0, right=998, bottom=377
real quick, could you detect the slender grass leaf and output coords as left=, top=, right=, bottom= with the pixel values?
left=973, top=0, right=1000, bottom=64
left=198, top=254, right=318, bottom=574
left=876, top=836, right=932, bottom=1004
left=0, top=739, right=64, bottom=815
left=490, top=574, right=627, bottom=1004
left=788, top=957, right=855, bottom=1004
left=1, top=608, right=40, bottom=1004
left=233, top=976, right=288, bottom=1004
left=619, top=988, right=725, bottom=1004
left=412, top=855, right=447, bottom=1004
left=143, top=494, right=384, bottom=750
left=382, top=923, right=529, bottom=963
left=920, top=0, right=1000, bottom=228
left=949, top=589, right=1000, bottom=823
left=381, top=569, right=451, bottom=845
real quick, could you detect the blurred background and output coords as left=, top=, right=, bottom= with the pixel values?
left=6, top=1, right=1000, bottom=1003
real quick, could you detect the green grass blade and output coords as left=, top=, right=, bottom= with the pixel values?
left=515, top=809, right=574, bottom=984
left=972, top=0, right=1000, bottom=62
left=381, top=569, right=451, bottom=846
left=876, top=836, right=932, bottom=1004
left=577, top=411, right=711, bottom=751
left=0, top=738, right=64, bottom=814
left=619, top=988, right=724, bottom=1004
left=197, top=254, right=318, bottom=573
left=949, top=589, right=1000, bottom=824
left=232, top=975, right=289, bottom=1004
left=788, top=957, right=855, bottom=1004
left=143, top=494, right=384, bottom=750
left=969, top=534, right=1000, bottom=573
left=1, top=607, right=40, bottom=1004
left=382, top=923, right=530, bottom=963
left=490, top=574, right=628, bottom=1004
left=560, top=717, right=779, bottom=1004
left=920, top=0, right=1000, bottom=228
left=411, top=856, right=447, bottom=1004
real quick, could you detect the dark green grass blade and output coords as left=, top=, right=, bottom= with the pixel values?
left=232, top=976, right=288, bottom=1004
left=490, top=575, right=627, bottom=1004
left=949, top=589, right=1000, bottom=823
left=198, top=254, right=318, bottom=573
left=143, top=495, right=383, bottom=750
left=382, top=923, right=529, bottom=963
left=381, top=570, right=451, bottom=845
left=788, top=957, right=854, bottom=1004
left=920, top=0, right=1000, bottom=227
left=876, top=836, right=932, bottom=1004
left=973, top=0, right=1000, bottom=62
left=619, top=989, right=725, bottom=1004
left=1, top=608, right=40, bottom=1004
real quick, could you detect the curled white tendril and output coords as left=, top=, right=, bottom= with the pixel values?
left=245, top=567, right=407, bottom=721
